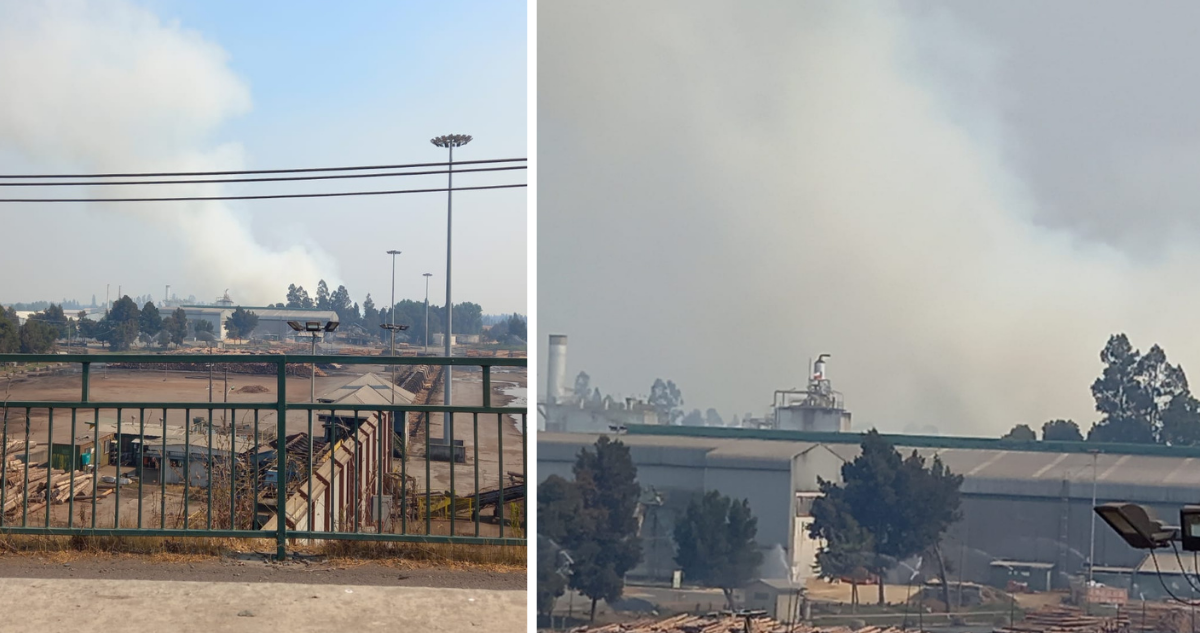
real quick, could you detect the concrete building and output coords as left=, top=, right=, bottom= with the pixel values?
left=768, top=355, right=851, bottom=432
left=539, top=334, right=663, bottom=432
left=743, top=578, right=805, bottom=622
left=263, top=375, right=397, bottom=534
left=539, top=426, right=1200, bottom=588
left=543, top=396, right=661, bottom=433
left=179, top=305, right=338, bottom=342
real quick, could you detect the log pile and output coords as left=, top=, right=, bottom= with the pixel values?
left=2, top=460, right=96, bottom=519
left=571, top=614, right=922, bottom=633
left=996, top=606, right=1125, bottom=633
left=1123, top=602, right=1195, bottom=633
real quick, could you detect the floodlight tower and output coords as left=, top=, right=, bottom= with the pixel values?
left=288, top=320, right=339, bottom=403
left=386, top=249, right=401, bottom=401
left=431, top=133, right=471, bottom=445
left=423, top=273, right=433, bottom=354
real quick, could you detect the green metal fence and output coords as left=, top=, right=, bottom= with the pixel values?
left=0, top=353, right=527, bottom=559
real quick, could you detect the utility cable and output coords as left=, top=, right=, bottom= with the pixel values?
left=1150, top=548, right=1196, bottom=605
left=0, top=182, right=526, bottom=203
left=0, top=164, right=525, bottom=187
left=1168, top=542, right=1200, bottom=595
left=0, top=157, right=526, bottom=179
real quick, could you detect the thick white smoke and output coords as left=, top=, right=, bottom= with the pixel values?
left=539, top=2, right=1200, bottom=435
left=0, top=0, right=334, bottom=302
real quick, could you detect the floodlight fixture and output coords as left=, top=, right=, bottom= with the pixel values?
left=431, top=134, right=472, bottom=148
left=1180, top=506, right=1200, bottom=552
left=386, top=249, right=401, bottom=255
left=305, top=321, right=321, bottom=332
left=324, top=321, right=339, bottom=332
left=287, top=321, right=303, bottom=332
left=1094, top=502, right=1176, bottom=550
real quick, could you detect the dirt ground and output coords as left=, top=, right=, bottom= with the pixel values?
left=2, top=364, right=527, bottom=537
left=404, top=369, right=527, bottom=535
left=805, top=579, right=924, bottom=604
left=0, top=553, right=524, bottom=589
left=0, top=367, right=365, bottom=445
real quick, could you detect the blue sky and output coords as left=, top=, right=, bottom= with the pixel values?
left=0, top=0, right=526, bottom=314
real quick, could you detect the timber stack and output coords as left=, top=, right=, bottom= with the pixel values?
left=571, top=614, right=925, bottom=633
left=996, top=606, right=1126, bottom=633
left=2, top=453, right=96, bottom=520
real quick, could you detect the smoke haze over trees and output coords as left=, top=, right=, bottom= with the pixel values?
left=0, top=2, right=526, bottom=314
left=538, top=1, right=1200, bottom=436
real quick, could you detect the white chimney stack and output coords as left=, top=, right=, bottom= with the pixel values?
left=548, top=334, right=568, bottom=404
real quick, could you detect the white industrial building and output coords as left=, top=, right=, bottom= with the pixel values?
left=539, top=335, right=663, bottom=433
left=180, top=305, right=338, bottom=342
left=540, top=427, right=1200, bottom=593
left=538, top=336, right=851, bottom=434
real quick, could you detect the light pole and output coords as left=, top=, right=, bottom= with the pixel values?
left=431, top=133, right=471, bottom=445
left=1088, top=449, right=1100, bottom=589
left=388, top=249, right=401, bottom=402
left=423, top=273, right=432, bottom=354
left=288, top=320, right=339, bottom=403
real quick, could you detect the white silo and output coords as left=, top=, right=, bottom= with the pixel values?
left=547, top=335, right=568, bottom=404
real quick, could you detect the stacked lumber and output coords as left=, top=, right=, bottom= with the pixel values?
left=2, top=463, right=96, bottom=519
left=1123, top=601, right=1195, bottom=633
left=997, top=606, right=1125, bottom=633
left=571, top=614, right=922, bottom=633
left=4, top=439, right=37, bottom=455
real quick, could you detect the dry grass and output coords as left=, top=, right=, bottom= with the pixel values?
left=315, top=540, right=525, bottom=570
left=0, top=532, right=270, bottom=558
left=0, top=532, right=525, bottom=570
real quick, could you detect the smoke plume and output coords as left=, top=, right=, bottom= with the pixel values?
left=539, top=1, right=1200, bottom=435
left=0, top=0, right=334, bottom=302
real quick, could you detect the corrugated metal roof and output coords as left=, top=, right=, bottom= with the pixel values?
left=1135, top=552, right=1198, bottom=575
left=179, top=306, right=338, bottom=321
left=538, top=431, right=1200, bottom=503
left=338, top=373, right=417, bottom=401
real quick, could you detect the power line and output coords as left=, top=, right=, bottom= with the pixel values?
left=0, top=157, right=526, bottom=179
left=0, top=165, right=526, bottom=187
left=0, top=183, right=526, bottom=203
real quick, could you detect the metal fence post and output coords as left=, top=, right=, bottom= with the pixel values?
left=276, top=356, right=288, bottom=561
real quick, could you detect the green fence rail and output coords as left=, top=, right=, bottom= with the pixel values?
left=0, top=353, right=527, bottom=559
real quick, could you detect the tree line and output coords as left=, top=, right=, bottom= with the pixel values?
left=1001, top=333, right=1200, bottom=445
left=537, top=437, right=764, bottom=622
left=281, top=280, right=524, bottom=345
left=537, top=431, right=963, bottom=621
left=0, top=298, right=229, bottom=353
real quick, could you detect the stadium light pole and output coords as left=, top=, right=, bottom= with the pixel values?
left=423, top=273, right=432, bottom=354
left=388, top=249, right=401, bottom=403
left=1088, top=449, right=1099, bottom=588
left=431, top=133, right=471, bottom=446
left=289, top=320, right=338, bottom=402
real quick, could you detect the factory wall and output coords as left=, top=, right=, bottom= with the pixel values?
left=538, top=431, right=1193, bottom=587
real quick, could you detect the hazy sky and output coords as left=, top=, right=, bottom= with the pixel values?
left=0, top=0, right=526, bottom=314
left=538, top=1, right=1200, bottom=436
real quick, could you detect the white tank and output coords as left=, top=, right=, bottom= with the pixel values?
left=547, top=335, right=568, bottom=404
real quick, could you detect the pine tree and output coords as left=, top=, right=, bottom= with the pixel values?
left=673, top=491, right=764, bottom=608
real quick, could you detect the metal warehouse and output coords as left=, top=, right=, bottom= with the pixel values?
left=538, top=426, right=1200, bottom=588
left=180, top=305, right=338, bottom=342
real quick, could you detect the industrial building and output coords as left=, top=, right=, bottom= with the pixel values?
left=538, top=426, right=1200, bottom=590
left=180, top=305, right=338, bottom=342
left=538, top=336, right=852, bottom=434
left=539, top=335, right=670, bottom=432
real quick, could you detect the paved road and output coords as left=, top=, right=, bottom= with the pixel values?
left=0, top=577, right=526, bottom=632
left=0, top=556, right=527, bottom=631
